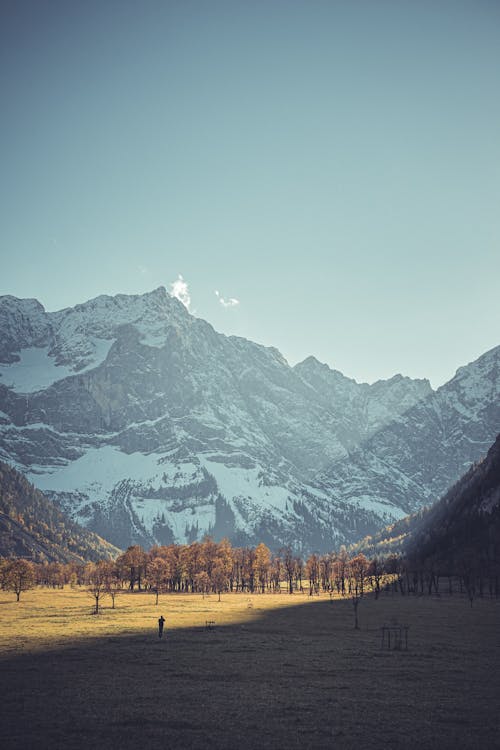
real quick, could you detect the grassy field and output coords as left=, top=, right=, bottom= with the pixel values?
left=0, top=586, right=499, bottom=749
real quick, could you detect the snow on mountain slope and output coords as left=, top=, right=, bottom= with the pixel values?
left=319, top=345, right=500, bottom=516
left=0, top=287, right=497, bottom=552
left=294, top=356, right=432, bottom=449
left=0, top=340, right=114, bottom=393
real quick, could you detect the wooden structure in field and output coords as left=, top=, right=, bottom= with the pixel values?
left=381, top=622, right=409, bottom=650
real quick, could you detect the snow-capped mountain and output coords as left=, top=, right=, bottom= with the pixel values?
left=318, top=345, right=500, bottom=523
left=0, top=288, right=498, bottom=553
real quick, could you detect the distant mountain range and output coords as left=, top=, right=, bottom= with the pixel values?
left=0, top=460, right=120, bottom=562
left=0, top=288, right=498, bottom=553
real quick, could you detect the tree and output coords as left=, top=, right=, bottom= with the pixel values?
left=281, top=547, right=295, bottom=594
left=368, top=557, right=383, bottom=599
left=194, top=571, right=210, bottom=598
left=460, top=549, right=478, bottom=608
left=337, top=546, right=349, bottom=595
left=200, top=536, right=219, bottom=581
left=305, top=554, right=320, bottom=595
left=349, top=554, right=369, bottom=629
left=117, top=545, right=147, bottom=591
left=254, top=543, right=271, bottom=593
left=240, top=547, right=257, bottom=593
left=148, top=557, right=170, bottom=605
left=211, top=561, right=229, bottom=602
left=102, top=562, right=122, bottom=609
left=216, top=538, right=235, bottom=589
left=86, top=561, right=108, bottom=614
left=1, top=559, right=36, bottom=601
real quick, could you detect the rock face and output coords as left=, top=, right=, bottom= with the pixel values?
left=0, top=288, right=498, bottom=553
left=318, top=345, right=500, bottom=528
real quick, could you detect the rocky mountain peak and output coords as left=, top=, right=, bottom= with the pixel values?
left=0, top=289, right=498, bottom=553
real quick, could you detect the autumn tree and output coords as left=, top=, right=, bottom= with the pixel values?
left=181, top=542, right=202, bottom=592
left=194, top=570, right=210, bottom=598
left=305, top=553, right=320, bottom=595
left=253, top=543, right=271, bottom=593
left=117, top=545, right=147, bottom=590
left=1, top=559, right=36, bottom=601
left=320, top=553, right=334, bottom=592
left=200, top=536, right=219, bottom=581
left=294, top=556, right=304, bottom=592
left=211, top=561, right=229, bottom=601
left=337, top=546, right=349, bottom=595
left=216, top=539, right=234, bottom=582
left=148, top=557, right=171, bottom=605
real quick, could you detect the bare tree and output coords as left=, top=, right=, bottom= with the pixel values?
left=86, top=561, right=108, bottom=614
left=102, top=562, right=122, bottom=609
left=349, top=554, right=369, bottom=629
left=368, top=557, right=383, bottom=599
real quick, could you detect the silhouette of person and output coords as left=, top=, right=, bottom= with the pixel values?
left=158, top=615, right=165, bottom=639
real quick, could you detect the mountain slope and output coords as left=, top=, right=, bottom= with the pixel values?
left=353, top=433, right=500, bottom=568
left=319, top=345, right=500, bottom=520
left=0, top=460, right=120, bottom=562
left=404, top=432, right=500, bottom=567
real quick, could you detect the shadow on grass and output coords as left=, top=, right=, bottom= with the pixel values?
left=1, top=594, right=499, bottom=750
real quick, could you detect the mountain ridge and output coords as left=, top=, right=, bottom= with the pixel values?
left=0, top=288, right=498, bottom=553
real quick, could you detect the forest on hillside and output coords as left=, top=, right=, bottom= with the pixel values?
left=0, top=460, right=118, bottom=562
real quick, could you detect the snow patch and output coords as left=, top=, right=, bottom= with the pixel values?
left=348, top=495, right=408, bottom=520
left=200, top=458, right=291, bottom=512
left=0, top=339, right=113, bottom=393
left=28, top=446, right=162, bottom=498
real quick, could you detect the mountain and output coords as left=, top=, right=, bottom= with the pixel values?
left=0, top=288, right=498, bottom=553
left=318, top=344, right=500, bottom=526
left=294, top=356, right=431, bottom=450
left=353, top=433, right=500, bottom=570
left=0, top=460, right=120, bottom=562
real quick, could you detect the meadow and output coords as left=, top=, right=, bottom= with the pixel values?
left=0, top=586, right=499, bottom=749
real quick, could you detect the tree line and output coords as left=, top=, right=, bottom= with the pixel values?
left=0, top=539, right=375, bottom=609
left=2, top=535, right=498, bottom=613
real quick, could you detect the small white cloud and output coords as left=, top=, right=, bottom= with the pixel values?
left=138, top=264, right=149, bottom=276
left=215, top=290, right=240, bottom=308
left=170, top=274, right=192, bottom=311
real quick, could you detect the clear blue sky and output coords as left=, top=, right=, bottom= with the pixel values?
left=1, top=0, right=499, bottom=387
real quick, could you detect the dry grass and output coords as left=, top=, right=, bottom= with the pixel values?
left=1, top=587, right=499, bottom=749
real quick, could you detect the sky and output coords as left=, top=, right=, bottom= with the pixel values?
left=0, top=0, right=499, bottom=388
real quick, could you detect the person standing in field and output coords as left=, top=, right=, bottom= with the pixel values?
left=158, top=615, right=165, bottom=639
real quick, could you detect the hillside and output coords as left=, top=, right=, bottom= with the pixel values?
left=0, top=460, right=120, bottom=562
left=353, top=434, right=500, bottom=569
